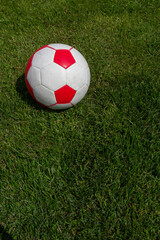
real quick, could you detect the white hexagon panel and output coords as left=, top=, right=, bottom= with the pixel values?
left=71, top=84, right=89, bottom=105
left=66, top=63, right=89, bottom=90
left=33, top=85, right=56, bottom=107
left=27, top=66, right=41, bottom=88
left=36, top=47, right=55, bottom=55
left=32, top=47, right=55, bottom=69
left=41, top=62, right=66, bottom=91
left=70, top=48, right=89, bottom=69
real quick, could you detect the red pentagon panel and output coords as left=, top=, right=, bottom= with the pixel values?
left=54, top=49, right=76, bottom=69
left=55, top=85, right=76, bottom=103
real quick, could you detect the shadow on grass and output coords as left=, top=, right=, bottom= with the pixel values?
left=0, top=225, right=13, bottom=240
left=16, top=74, right=68, bottom=113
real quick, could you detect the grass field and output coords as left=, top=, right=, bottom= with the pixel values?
left=0, top=0, right=160, bottom=239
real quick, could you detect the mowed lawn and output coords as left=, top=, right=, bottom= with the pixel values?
left=0, top=0, right=160, bottom=239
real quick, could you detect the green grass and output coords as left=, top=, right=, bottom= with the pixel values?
left=0, top=0, right=160, bottom=239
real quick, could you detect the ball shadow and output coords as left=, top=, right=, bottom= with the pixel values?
left=0, top=225, right=13, bottom=240
left=16, top=74, right=68, bottom=112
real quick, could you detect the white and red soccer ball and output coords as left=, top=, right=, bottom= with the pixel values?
left=25, top=43, right=90, bottom=110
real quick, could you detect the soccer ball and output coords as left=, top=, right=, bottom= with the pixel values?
left=25, top=43, right=90, bottom=110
